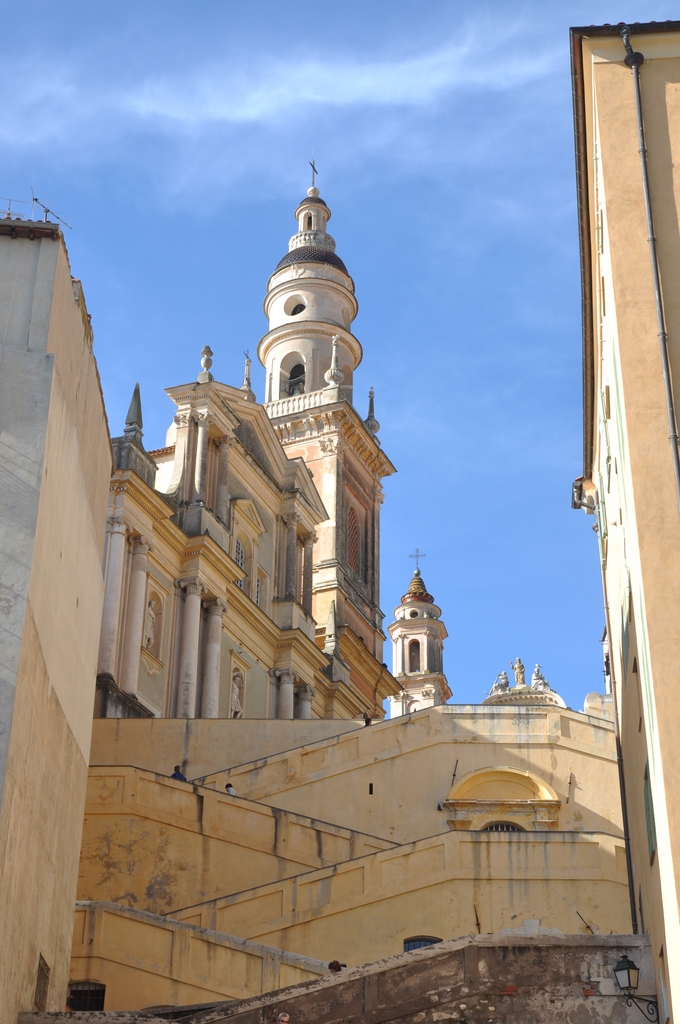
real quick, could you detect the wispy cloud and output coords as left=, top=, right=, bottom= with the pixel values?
left=0, top=19, right=560, bottom=149
left=124, top=36, right=560, bottom=125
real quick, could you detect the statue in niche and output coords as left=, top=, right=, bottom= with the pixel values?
left=144, top=600, right=156, bottom=650
left=510, top=657, right=526, bottom=687
left=531, top=664, right=550, bottom=690
left=231, top=670, right=244, bottom=719
left=491, top=670, right=510, bottom=693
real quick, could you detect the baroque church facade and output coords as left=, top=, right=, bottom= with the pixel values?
left=0, top=181, right=649, bottom=1022
left=95, top=185, right=399, bottom=727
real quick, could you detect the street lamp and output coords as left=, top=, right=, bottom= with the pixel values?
left=613, top=954, right=658, bottom=1022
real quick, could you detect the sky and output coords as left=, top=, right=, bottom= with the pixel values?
left=2, top=0, right=674, bottom=710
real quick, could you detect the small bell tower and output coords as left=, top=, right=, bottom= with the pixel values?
left=387, top=568, right=451, bottom=717
left=259, top=184, right=396, bottom=678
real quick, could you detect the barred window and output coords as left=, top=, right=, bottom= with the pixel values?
left=347, top=508, right=359, bottom=573
left=34, top=955, right=50, bottom=1011
left=481, top=822, right=525, bottom=832
left=67, top=982, right=106, bottom=1011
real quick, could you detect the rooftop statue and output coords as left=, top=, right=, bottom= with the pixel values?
left=531, top=664, right=550, bottom=690
left=510, top=657, right=526, bottom=687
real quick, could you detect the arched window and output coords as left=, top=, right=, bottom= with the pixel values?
left=480, top=821, right=525, bottom=832
left=235, top=537, right=246, bottom=590
left=288, top=363, right=305, bottom=394
left=306, top=213, right=313, bottom=230
left=347, top=508, right=359, bottom=573
left=409, top=639, right=421, bottom=673
left=403, top=937, right=442, bottom=953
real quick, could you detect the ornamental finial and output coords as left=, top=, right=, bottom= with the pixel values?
left=198, top=345, right=214, bottom=384
left=364, top=387, right=380, bottom=438
left=324, top=335, right=345, bottom=388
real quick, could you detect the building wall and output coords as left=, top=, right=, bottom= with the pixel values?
left=573, top=26, right=680, bottom=1019
left=200, top=705, right=624, bottom=846
left=78, top=767, right=394, bottom=915
left=89, top=704, right=363, bottom=779
left=0, top=225, right=111, bottom=1019
left=167, top=829, right=631, bottom=966
left=69, top=901, right=327, bottom=1010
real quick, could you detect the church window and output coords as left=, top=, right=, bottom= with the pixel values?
left=306, top=214, right=313, bottom=230
left=409, top=610, right=418, bottom=618
left=235, top=538, right=245, bottom=590
left=347, top=508, right=359, bottom=573
left=291, top=303, right=306, bottom=316
left=403, top=937, right=442, bottom=952
left=481, top=821, right=525, bottom=832
left=408, top=639, right=420, bottom=673
left=67, top=982, right=106, bottom=1011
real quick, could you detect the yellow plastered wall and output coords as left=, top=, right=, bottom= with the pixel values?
left=168, top=829, right=631, bottom=967
left=79, top=767, right=394, bottom=914
left=201, top=705, right=624, bottom=845
left=70, top=902, right=327, bottom=1010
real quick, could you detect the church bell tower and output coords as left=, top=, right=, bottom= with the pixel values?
left=259, top=186, right=395, bottom=680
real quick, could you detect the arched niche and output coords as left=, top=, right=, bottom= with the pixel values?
left=444, top=766, right=560, bottom=832
left=144, top=589, right=164, bottom=662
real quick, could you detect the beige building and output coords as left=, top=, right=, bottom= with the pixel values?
left=0, top=220, right=111, bottom=1019
left=571, top=19, right=680, bottom=1021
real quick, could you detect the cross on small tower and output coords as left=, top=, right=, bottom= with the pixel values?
left=309, top=157, right=318, bottom=187
left=409, top=548, right=426, bottom=571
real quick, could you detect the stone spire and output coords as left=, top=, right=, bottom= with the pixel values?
left=123, top=383, right=144, bottom=448
left=364, top=388, right=380, bottom=440
left=240, top=351, right=256, bottom=402
left=112, top=383, right=157, bottom=488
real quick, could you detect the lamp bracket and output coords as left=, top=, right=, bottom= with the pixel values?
left=627, top=996, right=659, bottom=1023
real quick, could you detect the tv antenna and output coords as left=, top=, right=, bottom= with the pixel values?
left=0, top=197, right=30, bottom=220
left=31, top=188, right=72, bottom=229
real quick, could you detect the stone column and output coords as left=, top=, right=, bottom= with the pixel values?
left=296, top=683, right=315, bottom=720
left=193, top=412, right=209, bottom=505
left=97, top=515, right=128, bottom=680
left=119, top=536, right=151, bottom=695
left=302, top=532, right=315, bottom=615
left=276, top=668, right=296, bottom=720
left=201, top=598, right=226, bottom=719
left=284, top=514, right=299, bottom=601
left=177, top=577, right=205, bottom=718
left=215, top=437, right=231, bottom=523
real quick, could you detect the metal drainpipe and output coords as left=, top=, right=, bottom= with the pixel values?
left=621, top=25, right=680, bottom=513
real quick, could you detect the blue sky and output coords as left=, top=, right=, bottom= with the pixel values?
left=2, top=1, right=673, bottom=709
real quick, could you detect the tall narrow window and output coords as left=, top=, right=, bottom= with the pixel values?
left=255, top=575, right=262, bottom=607
left=347, top=508, right=359, bottom=573
left=306, top=214, right=313, bottom=230
left=409, top=639, right=421, bottom=673
left=643, top=762, right=657, bottom=863
left=235, top=538, right=245, bottom=590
